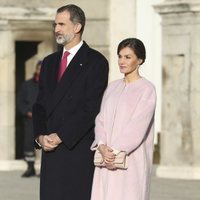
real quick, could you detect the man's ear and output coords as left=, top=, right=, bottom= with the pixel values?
left=74, top=23, right=82, bottom=34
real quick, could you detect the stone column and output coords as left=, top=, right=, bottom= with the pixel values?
left=0, top=20, right=15, bottom=160
left=109, top=0, right=136, bottom=81
left=154, top=0, right=200, bottom=179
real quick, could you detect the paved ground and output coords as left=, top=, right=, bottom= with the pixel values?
left=0, top=170, right=200, bottom=200
left=150, top=177, right=200, bottom=200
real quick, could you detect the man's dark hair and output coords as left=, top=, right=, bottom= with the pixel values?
left=57, top=4, right=86, bottom=35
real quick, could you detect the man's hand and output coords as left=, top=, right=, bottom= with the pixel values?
left=26, top=112, right=32, bottom=118
left=48, top=133, right=62, bottom=146
left=38, top=133, right=61, bottom=151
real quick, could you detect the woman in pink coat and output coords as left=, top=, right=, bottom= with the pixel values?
left=91, top=38, right=156, bottom=200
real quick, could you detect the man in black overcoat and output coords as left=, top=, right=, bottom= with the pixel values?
left=32, top=4, right=109, bottom=200
left=17, top=61, right=41, bottom=177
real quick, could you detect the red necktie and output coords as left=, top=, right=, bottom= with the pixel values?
left=58, top=51, right=70, bottom=81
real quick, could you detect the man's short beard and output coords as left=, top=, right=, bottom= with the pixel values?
left=55, top=34, right=75, bottom=45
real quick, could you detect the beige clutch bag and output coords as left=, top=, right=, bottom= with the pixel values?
left=94, top=150, right=128, bottom=169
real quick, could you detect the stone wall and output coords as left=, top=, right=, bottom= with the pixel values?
left=155, top=0, right=200, bottom=179
left=0, top=0, right=109, bottom=56
left=0, top=0, right=163, bottom=173
left=0, top=0, right=109, bottom=166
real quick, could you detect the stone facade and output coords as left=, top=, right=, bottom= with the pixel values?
left=0, top=0, right=137, bottom=170
left=0, top=0, right=110, bottom=169
left=155, top=0, right=200, bottom=179
left=3, top=0, right=197, bottom=181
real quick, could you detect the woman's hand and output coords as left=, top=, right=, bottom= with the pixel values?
left=98, top=144, right=116, bottom=170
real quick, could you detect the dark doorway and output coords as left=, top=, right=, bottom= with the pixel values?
left=15, top=41, right=41, bottom=159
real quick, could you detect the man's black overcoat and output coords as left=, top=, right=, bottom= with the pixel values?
left=32, top=41, right=109, bottom=200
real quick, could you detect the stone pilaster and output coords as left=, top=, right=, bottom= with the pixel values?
left=0, top=7, right=55, bottom=169
left=154, top=0, right=200, bottom=179
left=109, top=0, right=136, bottom=82
left=0, top=20, right=15, bottom=160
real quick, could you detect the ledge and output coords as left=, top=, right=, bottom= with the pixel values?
left=0, top=7, right=109, bottom=21
left=0, top=7, right=56, bottom=21
left=154, top=2, right=200, bottom=14
left=0, top=160, right=40, bottom=171
left=156, top=165, right=200, bottom=180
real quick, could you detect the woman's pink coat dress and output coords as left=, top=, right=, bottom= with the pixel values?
left=91, top=78, right=156, bottom=200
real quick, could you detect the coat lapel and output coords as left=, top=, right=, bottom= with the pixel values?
left=46, top=42, right=90, bottom=117
left=45, top=50, right=62, bottom=94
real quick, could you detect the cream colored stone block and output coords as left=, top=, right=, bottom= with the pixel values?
left=163, top=34, right=190, bottom=55
left=161, top=13, right=194, bottom=27
left=74, top=0, right=108, bottom=19
left=25, top=40, right=54, bottom=80
left=191, top=28, right=200, bottom=54
left=10, top=20, right=53, bottom=31
left=0, top=126, right=15, bottom=160
left=190, top=93, right=200, bottom=161
left=0, top=1, right=108, bottom=20
left=0, top=92, right=15, bottom=126
left=191, top=131, right=200, bottom=165
left=190, top=92, right=200, bottom=118
left=83, top=20, right=108, bottom=46
left=37, top=40, right=54, bottom=59
left=13, top=29, right=53, bottom=41
left=156, top=165, right=200, bottom=180
left=191, top=54, right=200, bottom=91
left=161, top=90, right=192, bottom=165
left=161, top=128, right=193, bottom=165
left=162, top=55, right=189, bottom=92
left=109, top=0, right=136, bottom=82
left=0, top=30, right=15, bottom=92
left=0, top=160, right=41, bottom=171
left=160, top=130, right=181, bottom=165
left=0, top=59, right=15, bottom=92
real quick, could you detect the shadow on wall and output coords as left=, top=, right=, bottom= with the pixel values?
left=153, top=132, right=160, bottom=164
